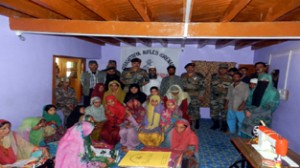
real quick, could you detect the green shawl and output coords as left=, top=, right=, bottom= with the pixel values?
left=18, top=117, right=44, bottom=146
left=42, top=109, right=62, bottom=126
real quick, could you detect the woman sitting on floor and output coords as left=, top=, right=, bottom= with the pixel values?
left=55, top=121, right=115, bottom=168
left=124, top=83, right=147, bottom=105
left=90, top=83, right=106, bottom=101
left=0, top=119, right=49, bottom=167
left=138, top=95, right=164, bottom=147
left=66, top=105, right=85, bottom=128
left=120, top=99, right=146, bottom=151
left=165, top=119, right=199, bottom=168
left=42, top=104, right=65, bottom=143
left=85, top=97, right=107, bottom=142
left=101, top=95, right=125, bottom=148
left=160, top=99, right=182, bottom=134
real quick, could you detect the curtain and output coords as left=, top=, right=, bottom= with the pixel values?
left=192, top=61, right=236, bottom=107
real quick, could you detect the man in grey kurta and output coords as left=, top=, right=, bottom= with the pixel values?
left=160, top=65, right=183, bottom=97
left=181, top=63, right=205, bottom=129
left=80, top=60, right=106, bottom=107
left=225, top=72, right=249, bottom=135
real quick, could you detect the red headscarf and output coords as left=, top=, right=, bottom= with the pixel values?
left=91, top=83, right=105, bottom=100
left=170, top=119, right=199, bottom=152
left=105, top=95, right=125, bottom=125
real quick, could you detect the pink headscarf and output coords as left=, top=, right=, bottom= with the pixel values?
left=55, top=121, right=94, bottom=168
left=170, top=119, right=199, bottom=152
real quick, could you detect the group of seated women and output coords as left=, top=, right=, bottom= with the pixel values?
left=0, top=81, right=198, bottom=168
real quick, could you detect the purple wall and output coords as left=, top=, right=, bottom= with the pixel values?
left=0, top=16, right=101, bottom=130
left=254, top=41, right=300, bottom=154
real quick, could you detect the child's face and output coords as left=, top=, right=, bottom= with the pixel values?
left=150, top=99, right=159, bottom=106
left=167, top=101, right=176, bottom=110
left=99, top=86, right=105, bottom=92
left=79, top=107, right=85, bottom=114
left=150, top=89, right=159, bottom=95
left=47, top=107, right=56, bottom=115
left=175, top=123, right=186, bottom=133
left=107, top=99, right=115, bottom=106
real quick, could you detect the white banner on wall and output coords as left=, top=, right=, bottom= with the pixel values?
left=121, top=47, right=181, bottom=75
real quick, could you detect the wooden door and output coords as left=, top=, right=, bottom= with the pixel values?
left=52, top=56, right=86, bottom=104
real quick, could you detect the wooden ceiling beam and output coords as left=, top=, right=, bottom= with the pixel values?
left=31, top=0, right=100, bottom=20
left=114, top=37, right=136, bottom=46
left=0, top=0, right=65, bottom=19
left=188, top=22, right=300, bottom=38
left=263, top=0, right=300, bottom=21
left=234, top=40, right=259, bottom=50
left=94, top=37, right=120, bottom=46
left=220, top=0, right=252, bottom=22
left=138, top=38, right=152, bottom=47
left=10, top=18, right=184, bottom=37
left=77, top=0, right=116, bottom=20
left=197, top=39, right=208, bottom=48
left=0, top=5, right=32, bottom=18
left=183, top=0, right=194, bottom=22
left=215, top=40, right=235, bottom=49
left=128, top=0, right=151, bottom=22
left=76, top=37, right=105, bottom=46
left=251, top=40, right=287, bottom=50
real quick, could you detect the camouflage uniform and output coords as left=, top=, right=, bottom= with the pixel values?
left=181, top=72, right=205, bottom=121
left=121, top=68, right=149, bottom=93
left=210, top=73, right=232, bottom=130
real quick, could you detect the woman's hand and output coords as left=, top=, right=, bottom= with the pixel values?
left=245, top=110, right=251, bottom=118
left=41, top=147, right=50, bottom=159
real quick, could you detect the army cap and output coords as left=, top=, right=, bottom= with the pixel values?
left=131, top=58, right=141, bottom=63
left=184, top=63, right=195, bottom=69
left=219, top=63, right=228, bottom=69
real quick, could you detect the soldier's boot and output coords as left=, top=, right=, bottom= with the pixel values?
left=210, top=118, right=220, bottom=130
left=220, top=120, right=228, bottom=133
left=195, top=119, right=200, bottom=129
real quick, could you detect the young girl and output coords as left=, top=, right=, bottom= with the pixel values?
left=160, top=99, right=183, bottom=134
left=101, top=95, right=125, bottom=147
left=138, top=95, right=164, bottom=147
left=120, top=99, right=146, bottom=151
left=42, top=104, right=65, bottom=143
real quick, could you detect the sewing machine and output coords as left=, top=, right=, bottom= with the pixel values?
left=256, top=126, right=288, bottom=157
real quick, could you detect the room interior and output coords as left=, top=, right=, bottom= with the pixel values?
left=0, top=0, right=300, bottom=162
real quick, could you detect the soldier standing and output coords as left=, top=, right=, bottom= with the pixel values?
left=181, top=63, right=205, bottom=129
left=210, top=63, right=232, bottom=132
left=120, top=58, right=149, bottom=93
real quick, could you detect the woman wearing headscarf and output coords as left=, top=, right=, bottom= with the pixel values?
left=85, top=96, right=106, bottom=141
left=0, top=120, right=49, bottom=166
left=165, top=119, right=199, bottom=168
left=101, top=95, right=126, bottom=147
left=55, top=121, right=114, bottom=168
left=120, top=99, right=146, bottom=151
left=241, top=73, right=280, bottom=138
left=163, top=85, right=191, bottom=123
left=103, top=80, right=125, bottom=105
left=160, top=99, right=183, bottom=134
left=138, top=95, right=164, bottom=147
left=66, top=105, right=85, bottom=128
left=124, top=83, right=147, bottom=104
left=90, top=83, right=105, bottom=100
left=42, top=104, right=65, bottom=143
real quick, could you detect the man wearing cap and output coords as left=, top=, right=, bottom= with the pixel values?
left=160, top=65, right=183, bottom=97
left=181, top=63, right=205, bottom=129
left=80, top=60, right=106, bottom=106
left=120, top=58, right=149, bottom=93
left=210, top=63, right=232, bottom=132
left=142, top=66, right=162, bottom=96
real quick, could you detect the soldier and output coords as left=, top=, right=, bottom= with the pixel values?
left=181, top=63, right=205, bottom=129
left=210, top=63, right=232, bottom=132
left=120, top=58, right=149, bottom=93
